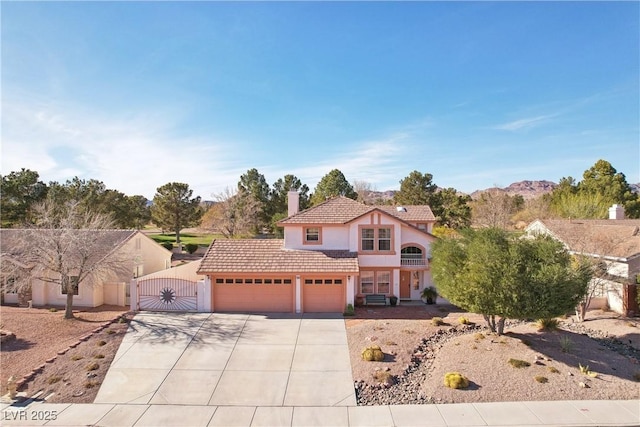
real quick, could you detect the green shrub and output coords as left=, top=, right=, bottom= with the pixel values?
left=361, top=345, right=384, bottom=362
left=443, top=372, right=469, bottom=389
left=534, top=376, right=548, bottom=383
left=473, top=333, right=485, bottom=341
left=633, top=372, right=640, bottom=382
left=458, top=316, right=470, bottom=325
left=431, top=317, right=445, bottom=326
left=84, top=381, right=99, bottom=389
left=537, top=318, right=559, bottom=331
left=96, top=340, right=106, bottom=347
left=106, top=329, right=116, bottom=335
left=49, top=308, right=58, bottom=312
left=508, top=358, right=531, bottom=368
left=344, top=304, right=355, bottom=316
left=70, top=355, right=84, bottom=361
left=548, top=366, right=560, bottom=374
left=161, top=242, right=174, bottom=251
left=185, top=243, right=199, bottom=254
left=94, top=354, right=105, bottom=359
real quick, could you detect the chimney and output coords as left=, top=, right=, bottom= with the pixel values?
left=288, top=191, right=300, bottom=217
left=609, top=204, right=625, bottom=220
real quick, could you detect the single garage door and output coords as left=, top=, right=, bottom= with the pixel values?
left=303, top=277, right=345, bottom=313
left=213, top=277, right=294, bottom=312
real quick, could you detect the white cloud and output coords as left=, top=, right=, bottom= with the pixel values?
left=286, top=132, right=412, bottom=191
left=492, top=114, right=556, bottom=131
left=1, top=98, right=243, bottom=199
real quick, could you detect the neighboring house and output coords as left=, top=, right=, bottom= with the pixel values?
left=197, top=192, right=437, bottom=313
left=1, top=229, right=172, bottom=308
left=525, top=205, right=640, bottom=316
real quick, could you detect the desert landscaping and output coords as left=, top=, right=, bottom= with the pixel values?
left=2, top=302, right=639, bottom=406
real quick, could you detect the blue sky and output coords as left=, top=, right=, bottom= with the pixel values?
left=2, top=1, right=638, bottom=200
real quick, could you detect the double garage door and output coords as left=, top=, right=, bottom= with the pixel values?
left=212, top=276, right=345, bottom=313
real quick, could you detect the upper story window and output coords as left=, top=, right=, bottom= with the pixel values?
left=378, top=228, right=391, bottom=251
left=304, top=227, right=322, bottom=245
left=359, top=226, right=394, bottom=253
left=361, top=228, right=375, bottom=250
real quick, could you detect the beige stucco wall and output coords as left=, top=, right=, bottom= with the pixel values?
left=27, top=232, right=170, bottom=308
left=124, top=232, right=172, bottom=277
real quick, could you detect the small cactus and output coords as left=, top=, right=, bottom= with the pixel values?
left=444, top=372, right=469, bottom=389
left=361, top=345, right=384, bottom=362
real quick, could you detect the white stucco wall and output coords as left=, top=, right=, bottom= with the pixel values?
left=284, top=225, right=349, bottom=250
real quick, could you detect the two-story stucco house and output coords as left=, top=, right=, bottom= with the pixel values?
left=197, top=192, right=437, bottom=313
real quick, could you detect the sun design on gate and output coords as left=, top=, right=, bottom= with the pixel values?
left=159, top=287, right=176, bottom=305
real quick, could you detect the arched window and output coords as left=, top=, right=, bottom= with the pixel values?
left=401, top=246, right=424, bottom=266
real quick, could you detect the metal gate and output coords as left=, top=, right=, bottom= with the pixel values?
left=136, top=277, right=198, bottom=311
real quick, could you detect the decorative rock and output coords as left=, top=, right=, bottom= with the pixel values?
left=69, top=341, right=81, bottom=348
left=46, top=357, right=56, bottom=363
left=579, top=381, right=589, bottom=388
left=57, top=349, right=67, bottom=355
left=79, top=335, right=91, bottom=342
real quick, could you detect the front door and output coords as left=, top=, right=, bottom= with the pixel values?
left=400, top=271, right=411, bottom=299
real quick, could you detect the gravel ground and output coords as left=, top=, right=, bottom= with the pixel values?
left=3, top=302, right=638, bottom=406
left=347, top=304, right=640, bottom=405
left=1, top=305, right=129, bottom=396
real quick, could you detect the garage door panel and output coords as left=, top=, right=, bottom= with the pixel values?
left=303, top=277, right=345, bottom=313
left=214, top=284, right=292, bottom=312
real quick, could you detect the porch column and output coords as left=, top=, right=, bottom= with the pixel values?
left=393, top=269, right=400, bottom=305
left=295, top=275, right=301, bottom=314
left=129, top=279, right=137, bottom=311
left=198, top=277, right=212, bottom=312
left=346, top=275, right=355, bottom=306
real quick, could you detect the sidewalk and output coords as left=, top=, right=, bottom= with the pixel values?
left=1, top=399, right=638, bottom=426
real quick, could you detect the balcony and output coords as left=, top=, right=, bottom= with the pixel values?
left=400, top=253, right=426, bottom=266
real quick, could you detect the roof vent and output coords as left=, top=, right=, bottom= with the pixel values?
left=396, top=206, right=407, bottom=212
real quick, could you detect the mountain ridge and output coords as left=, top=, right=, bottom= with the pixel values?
left=368, top=180, right=640, bottom=202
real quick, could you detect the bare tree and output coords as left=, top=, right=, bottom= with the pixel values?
left=573, top=256, right=610, bottom=322
left=2, top=201, right=133, bottom=319
left=353, top=180, right=376, bottom=205
left=471, top=189, right=523, bottom=229
left=202, top=187, right=262, bottom=238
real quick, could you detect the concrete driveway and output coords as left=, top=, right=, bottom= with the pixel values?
left=94, top=312, right=356, bottom=407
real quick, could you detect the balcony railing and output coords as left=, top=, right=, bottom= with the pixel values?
left=400, top=254, right=426, bottom=266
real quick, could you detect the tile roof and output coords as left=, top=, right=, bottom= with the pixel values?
left=198, top=239, right=359, bottom=274
left=529, top=219, right=640, bottom=259
left=278, top=196, right=435, bottom=225
left=278, top=196, right=372, bottom=224
left=377, top=205, right=436, bottom=222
